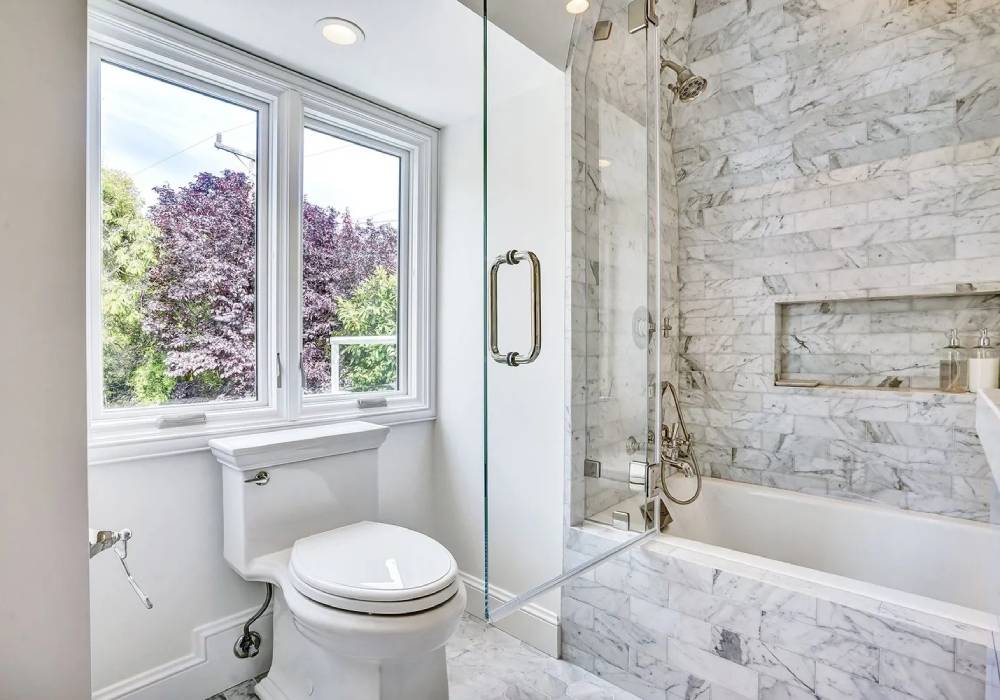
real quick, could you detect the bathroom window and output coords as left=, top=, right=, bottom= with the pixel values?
left=301, top=126, right=403, bottom=400
left=87, top=5, right=436, bottom=457
left=95, top=61, right=265, bottom=412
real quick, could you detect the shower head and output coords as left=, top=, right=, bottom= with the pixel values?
left=660, top=59, right=708, bottom=103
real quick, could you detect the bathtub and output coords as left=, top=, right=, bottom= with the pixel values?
left=568, top=478, right=999, bottom=698
left=658, top=477, right=996, bottom=613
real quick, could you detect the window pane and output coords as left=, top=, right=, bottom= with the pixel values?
left=301, top=127, right=401, bottom=396
left=99, top=62, right=259, bottom=408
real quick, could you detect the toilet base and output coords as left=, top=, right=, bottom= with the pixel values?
left=254, top=594, right=452, bottom=700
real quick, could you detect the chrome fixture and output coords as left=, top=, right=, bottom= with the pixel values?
left=634, top=307, right=656, bottom=348
left=627, top=0, right=658, bottom=33
left=611, top=511, right=630, bottom=531
left=489, top=250, right=542, bottom=366
left=625, top=435, right=641, bottom=454
left=659, top=381, right=703, bottom=504
left=584, top=458, right=602, bottom=478
left=640, top=497, right=672, bottom=530
left=358, top=396, right=389, bottom=409
left=244, top=470, right=270, bottom=486
left=593, top=20, right=612, bottom=41
left=90, top=528, right=153, bottom=609
left=660, top=59, right=708, bottom=102
left=156, top=412, right=207, bottom=429
left=629, top=459, right=673, bottom=532
left=234, top=583, right=272, bottom=659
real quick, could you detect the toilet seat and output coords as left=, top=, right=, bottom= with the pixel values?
left=289, top=521, right=459, bottom=615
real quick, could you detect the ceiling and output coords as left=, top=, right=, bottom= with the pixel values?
left=127, top=0, right=575, bottom=127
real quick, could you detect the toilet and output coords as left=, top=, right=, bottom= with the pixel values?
left=209, top=421, right=466, bottom=700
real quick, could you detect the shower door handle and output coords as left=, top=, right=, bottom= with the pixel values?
left=489, top=250, right=541, bottom=366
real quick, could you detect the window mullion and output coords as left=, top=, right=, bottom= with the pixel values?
left=278, top=89, right=306, bottom=420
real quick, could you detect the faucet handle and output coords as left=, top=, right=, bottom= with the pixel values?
left=662, top=422, right=680, bottom=443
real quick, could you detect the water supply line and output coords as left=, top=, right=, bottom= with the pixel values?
left=234, top=583, right=272, bottom=659
left=659, top=381, right=703, bottom=505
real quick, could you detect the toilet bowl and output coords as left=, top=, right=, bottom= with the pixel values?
left=210, top=422, right=466, bottom=700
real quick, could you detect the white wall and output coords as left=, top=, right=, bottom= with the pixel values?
left=433, top=23, right=567, bottom=641
left=88, top=422, right=434, bottom=694
left=87, top=14, right=569, bottom=699
left=0, top=1, right=91, bottom=697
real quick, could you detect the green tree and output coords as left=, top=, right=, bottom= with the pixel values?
left=101, top=169, right=175, bottom=405
left=335, top=267, right=398, bottom=392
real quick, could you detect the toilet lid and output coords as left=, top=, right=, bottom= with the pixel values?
left=289, top=521, right=458, bottom=607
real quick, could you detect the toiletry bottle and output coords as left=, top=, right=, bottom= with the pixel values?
left=968, top=328, right=999, bottom=392
left=939, top=329, right=968, bottom=393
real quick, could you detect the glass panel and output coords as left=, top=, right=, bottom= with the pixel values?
left=484, top=1, right=661, bottom=621
left=99, top=61, right=259, bottom=409
left=300, top=127, right=401, bottom=396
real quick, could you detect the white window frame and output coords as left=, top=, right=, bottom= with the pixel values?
left=87, top=0, right=437, bottom=463
left=298, top=117, right=411, bottom=410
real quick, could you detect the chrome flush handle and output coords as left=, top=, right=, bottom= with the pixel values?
left=244, top=471, right=270, bottom=486
left=489, top=250, right=542, bottom=367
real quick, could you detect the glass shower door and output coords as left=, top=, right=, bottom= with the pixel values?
left=483, top=0, right=665, bottom=623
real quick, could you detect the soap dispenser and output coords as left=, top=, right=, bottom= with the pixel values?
left=939, top=329, right=968, bottom=393
left=968, top=328, right=999, bottom=392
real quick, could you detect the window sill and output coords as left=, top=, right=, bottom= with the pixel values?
left=88, top=406, right=436, bottom=465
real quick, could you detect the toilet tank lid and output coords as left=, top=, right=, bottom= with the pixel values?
left=209, top=421, right=389, bottom=470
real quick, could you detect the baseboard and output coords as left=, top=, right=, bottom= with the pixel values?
left=92, top=607, right=272, bottom=700
left=459, top=571, right=561, bottom=658
left=94, top=575, right=558, bottom=699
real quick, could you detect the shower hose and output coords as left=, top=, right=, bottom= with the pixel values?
left=661, top=381, right=703, bottom=506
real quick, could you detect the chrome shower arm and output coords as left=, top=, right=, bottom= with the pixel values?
left=660, top=59, right=685, bottom=75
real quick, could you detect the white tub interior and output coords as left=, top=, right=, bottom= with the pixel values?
left=596, top=477, right=997, bottom=613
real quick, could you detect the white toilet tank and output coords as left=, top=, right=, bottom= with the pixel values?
left=209, top=421, right=389, bottom=575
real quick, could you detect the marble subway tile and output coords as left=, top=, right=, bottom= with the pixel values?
left=668, top=585, right=764, bottom=639
left=814, top=663, right=913, bottom=700
left=815, top=601, right=956, bottom=669
left=564, top=619, right=631, bottom=670
left=667, top=638, right=759, bottom=699
left=879, top=649, right=986, bottom=699
left=760, top=613, right=880, bottom=681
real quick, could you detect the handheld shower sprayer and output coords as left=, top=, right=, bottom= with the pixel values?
left=659, top=381, right=703, bottom=505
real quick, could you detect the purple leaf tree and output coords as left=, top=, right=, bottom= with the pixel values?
left=301, top=202, right=397, bottom=392
left=143, top=169, right=396, bottom=400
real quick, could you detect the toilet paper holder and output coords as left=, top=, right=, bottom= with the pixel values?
left=90, top=528, right=153, bottom=609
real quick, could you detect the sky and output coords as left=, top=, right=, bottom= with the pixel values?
left=100, top=61, right=400, bottom=226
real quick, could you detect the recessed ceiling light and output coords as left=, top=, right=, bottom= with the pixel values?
left=316, top=17, right=365, bottom=46
left=598, top=158, right=611, bottom=168
left=565, top=0, right=590, bottom=14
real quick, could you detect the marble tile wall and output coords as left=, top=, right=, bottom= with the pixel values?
left=562, top=529, right=996, bottom=700
left=672, top=0, right=1000, bottom=521
left=780, top=293, right=1000, bottom=388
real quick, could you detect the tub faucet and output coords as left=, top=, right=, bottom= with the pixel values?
left=658, top=381, right=703, bottom=504
left=661, top=422, right=695, bottom=476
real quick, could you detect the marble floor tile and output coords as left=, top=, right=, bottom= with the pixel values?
left=207, top=614, right=639, bottom=700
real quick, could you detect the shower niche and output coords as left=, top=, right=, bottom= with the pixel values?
left=775, top=284, right=1000, bottom=392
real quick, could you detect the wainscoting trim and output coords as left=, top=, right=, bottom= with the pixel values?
left=92, top=606, right=272, bottom=700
